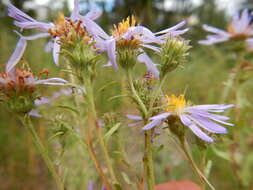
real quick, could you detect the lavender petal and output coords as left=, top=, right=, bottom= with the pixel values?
left=137, top=53, right=160, bottom=78
left=149, top=112, right=171, bottom=120
left=70, top=0, right=80, bottom=20
left=53, top=37, right=60, bottom=66
left=180, top=114, right=214, bottom=142
left=6, top=38, right=27, bottom=73
left=126, top=114, right=142, bottom=121
left=105, top=39, right=118, bottom=70
left=188, top=114, right=228, bottom=134
left=155, top=21, right=186, bottom=35
left=142, top=119, right=161, bottom=130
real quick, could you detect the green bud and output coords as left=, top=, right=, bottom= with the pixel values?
left=6, top=94, right=36, bottom=114
left=61, top=41, right=101, bottom=82
left=160, top=37, right=191, bottom=78
left=117, top=45, right=139, bottom=70
left=130, top=74, right=161, bottom=115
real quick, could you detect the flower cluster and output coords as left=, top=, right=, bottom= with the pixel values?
left=3, top=1, right=239, bottom=189
left=199, top=9, right=253, bottom=48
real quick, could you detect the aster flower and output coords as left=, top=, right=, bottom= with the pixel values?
left=0, top=66, right=67, bottom=113
left=0, top=41, right=67, bottom=113
left=142, top=94, right=234, bottom=142
left=5, top=0, right=105, bottom=67
left=2, top=39, right=67, bottom=88
left=99, top=16, right=188, bottom=78
left=199, top=9, right=253, bottom=45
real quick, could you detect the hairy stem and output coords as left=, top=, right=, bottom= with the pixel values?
left=21, top=115, right=64, bottom=190
left=144, top=131, right=156, bottom=190
left=85, top=79, right=118, bottom=186
left=126, top=71, right=155, bottom=190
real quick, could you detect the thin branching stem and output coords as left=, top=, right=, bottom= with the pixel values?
left=85, top=79, right=119, bottom=186
left=126, top=71, right=155, bottom=190
left=21, top=115, right=65, bottom=190
left=180, top=136, right=216, bottom=190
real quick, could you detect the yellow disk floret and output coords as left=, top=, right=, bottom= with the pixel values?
left=165, top=94, right=186, bottom=115
left=112, top=15, right=137, bottom=37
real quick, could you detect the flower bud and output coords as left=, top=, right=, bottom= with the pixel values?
left=117, top=45, right=139, bottom=70
left=130, top=73, right=161, bottom=113
left=62, top=41, right=101, bottom=81
left=160, top=37, right=190, bottom=78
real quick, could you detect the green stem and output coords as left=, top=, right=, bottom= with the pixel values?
left=85, top=79, right=118, bottom=185
left=147, top=74, right=168, bottom=117
left=22, top=115, right=64, bottom=190
left=180, top=137, right=215, bottom=190
left=126, top=71, right=148, bottom=117
left=126, top=71, right=155, bottom=190
left=144, top=131, right=156, bottom=190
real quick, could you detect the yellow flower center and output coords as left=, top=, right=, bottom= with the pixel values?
left=165, top=94, right=186, bottom=115
left=112, top=16, right=137, bottom=37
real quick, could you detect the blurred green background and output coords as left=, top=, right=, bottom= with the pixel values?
left=1, top=0, right=253, bottom=189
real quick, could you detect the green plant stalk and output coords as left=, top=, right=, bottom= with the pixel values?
left=126, top=71, right=155, bottom=190
left=85, top=79, right=118, bottom=185
left=147, top=74, right=168, bottom=117
left=84, top=120, right=113, bottom=190
left=180, top=137, right=215, bottom=190
left=66, top=64, right=112, bottom=189
left=22, top=115, right=64, bottom=190
left=126, top=71, right=148, bottom=117
left=144, top=130, right=156, bottom=190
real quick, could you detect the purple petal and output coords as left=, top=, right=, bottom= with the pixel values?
left=35, top=78, right=68, bottom=85
left=124, top=26, right=161, bottom=44
left=180, top=114, right=214, bottom=142
left=155, top=21, right=186, bottom=35
left=35, top=97, right=51, bottom=105
left=142, top=119, right=161, bottom=130
left=188, top=114, right=227, bottom=134
left=198, top=35, right=230, bottom=45
left=83, top=18, right=109, bottom=39
left=202, top=24, right=229, bottom=35
left=127, top=114, right=142, bottom=121
left=105, top=39, right=118, bottom=70
left=141, top=44, right=161, bottom=52
left=28, top=109, right=42, bottom=118
left=6, top=38, right=27, bottom=73
left=128, top=121, right=143, bottom=127
left=14, top=21, right=52, bottom=31
left=5, top=3, right=36, bottom=22
left=247, top=38, right=253, bottom=50
left=70, top=0, right=80, bottom=20
left=189, top=104, right=234, bottom=110
left=85, top=5, right=102, bottom=20
left=186, top=108, right=230, bottom=121
left=137, top=53, right=160, bottom=78
left=45, top=41, right=54, bottom=52
left=149, top=112, right=171, bottom=120
left=19, top=32, right=50, bottom=41
left=53, top=37, right=61, bottom=66
left=88, top=180, right=93, bottom=190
